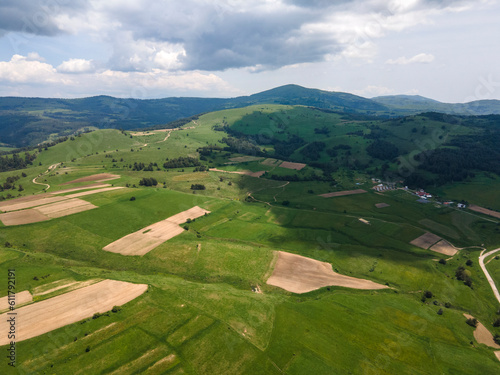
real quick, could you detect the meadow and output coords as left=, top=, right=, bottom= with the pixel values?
left=1, top=106, right=500, bottom=374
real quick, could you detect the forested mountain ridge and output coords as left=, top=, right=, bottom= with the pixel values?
left=2, top=84, right=500, bottom=148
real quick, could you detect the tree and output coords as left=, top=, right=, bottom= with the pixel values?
left=466, top=318, right=477, bottom=328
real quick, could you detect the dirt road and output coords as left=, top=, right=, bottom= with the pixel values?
left=479, top=248, right=500, bottom=305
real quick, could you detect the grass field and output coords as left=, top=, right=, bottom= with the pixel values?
left=1, top=106, right=500, bottom=374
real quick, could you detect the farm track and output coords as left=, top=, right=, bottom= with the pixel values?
left=479, top=247, right=500, bottom=305
left=32, top=163, right=60, bottom=191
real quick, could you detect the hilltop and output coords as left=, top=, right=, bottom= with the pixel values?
left=2, top=84, right=500, bottom=148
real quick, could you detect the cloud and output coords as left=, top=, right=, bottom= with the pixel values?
left=0, top=53, right=235, bottom=98
left=386, top=53, right=435, bottom=65
left=0, top=54, right=63, bottom=83
left=57, top=58, right=96, bottom=73
left=0, top=0, right=89, bottom=36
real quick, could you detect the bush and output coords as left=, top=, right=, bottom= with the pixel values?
left=139, top=177, right=157, bottom=187
left=111, top=306, right=121, bottom=313
left=437, top=308, right=443, bottom=315
left=191, top=184, right=206, bottom=190
left=466, top=259, right=473, bottom=266
left=494, top=334, right=500, bottom=345
left=493, top=318, right=500, bottom=327
left=466, top=318, right=478, bottom=328
left=424, top=290, right=433, bottom=299
left=444, top=302, right=452, bottom=308
left=438, top=258, right=447, bottom=265
left=282, top=200, right=290, bottom=206
left=85, top=346, right=90, bottom=352
left=130, top=196, right=136, bottom=201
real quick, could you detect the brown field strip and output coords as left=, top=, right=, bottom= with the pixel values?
left=279, top=161, right=307, bottom=170
left=375, top=203, right=390, bottom=208
left=33, top=279, right=100, bottom=297
left=463, top=314, right=500, bottom=349
left=410, top=232, right=442, bottom=249
left=61, top=173, right=120, bottom=185
left=50, top=183, right=111, bottom=195
left=166, top=206, right=210, bottom=224
left=319, top=189, right=367, bottom=198
left=429, top=240, right=458, bottom=256
left=104, top=206, right=210, bottom=256
left=64, top=186, right=125, bottom=198
left=35, top=199, right=97, bottom=218
left=469, top=204, right=500, bottom=219
left=229, top=156, right=264, bottom=163
left=0, top=196, right=67, bottom=212
left=0, top=194, right=52, bottom=207
left=0, top=280, right=147, bottom=345
left=266, top=251, right=388, bottom=293
left=0, top=291, right=33, bottom=312
left=0, top=209, right=50, bottom=226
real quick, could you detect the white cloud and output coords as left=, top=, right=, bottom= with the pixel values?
left=0, top=54, right=64, bottom=83
left=386, top=53, right=435, bottom=65
left=0, top=53, right=235, bottom=97
left=57, top=58, right=95, bottom=73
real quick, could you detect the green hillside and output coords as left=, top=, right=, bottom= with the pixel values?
left=1, top=104, right=500, bottom=374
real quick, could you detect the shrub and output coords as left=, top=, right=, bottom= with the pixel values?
left=493, top=318, right=500, bottom=327
left=282, top=200, right=290, bottom=206
left=444, top=302, right=452, bottom=308
left=191, top=184, right=206, bottom=190
left=111, top=306, right=121, bottom=313
left=130, top=196, right=136, bottom=201
left=466, top=259, right=473, bottom=266
left=438, top=258, right=447, bottom=265
left=494, top=334, right=500, bottom=345
left=424, top=290, right=433, bottom=299
left=85, top=346, right=90, bottom=352
left=437, top=308, right=443, bottom=315
left=466, top=318, right=478, bottom=327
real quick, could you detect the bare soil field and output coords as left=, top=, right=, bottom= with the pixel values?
left=0, top=280, right=147, bottom=345
left=463, top=314, right=500, bottom=349
left=319, top=189, right=367, bottom=198
left=266, top=251, right=388, bottom=293
left=469, top=204, right=500, bottom=219
left=375, top=203, right=390, bottom=208
left=35, top=198, right=97, bottom=218
left=209, top=168, right=253, bottom=176
left=0, top=194, right=51, bottom=207
left=50, top=183, right=111, bottom=195
left=429, top=240, right=458, bottom=256
left=0, top=291, right=33, bottom=311
left=166, top=206, right=210, bottom=224
left=279, top=161, right=307, bottom=170
left=0, top=196, right=67, bottom=212
left=0, top=209, right=50, bottom=226
left=104, top=206, right=210, bottom=256
left=61, top=173, right=120, bottom=185
left=250, top=171, right=266, bottom=178
left=495, top=352, right=500, bottom=362
left=33, top=279, right=100, bottom=296
left=410, top=232, right=442, bottom=249
left=65, top=186, right=125, bottom=198
left=229, top=156, right=264, bottom=163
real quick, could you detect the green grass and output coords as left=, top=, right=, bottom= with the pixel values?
left=1, top=110, right=500, bottom=374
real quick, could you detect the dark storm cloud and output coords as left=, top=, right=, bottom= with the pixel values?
left=0, top=0, right=89, bottom=36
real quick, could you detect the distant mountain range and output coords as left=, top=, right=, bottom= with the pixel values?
left=2, top=84, right=500, bottom=147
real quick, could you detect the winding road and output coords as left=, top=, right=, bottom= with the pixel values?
left=32, top=163, right=60, bottom=191
left=479, top=247, right=500, bottom=305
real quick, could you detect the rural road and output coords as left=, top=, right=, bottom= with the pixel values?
left=32, top=162, right=60, bottom=191
left=479, top=247, right=500, bottom=305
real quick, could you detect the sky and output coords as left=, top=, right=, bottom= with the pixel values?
left=0, top=0, right=499, bottom=102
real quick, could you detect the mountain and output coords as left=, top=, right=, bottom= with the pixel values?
left=373, top=95, right=500, bottom=116
left=2, top=84, right=500, bottom=148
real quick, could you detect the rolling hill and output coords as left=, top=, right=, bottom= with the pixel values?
left=2, top=84, right=500, bottom=148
